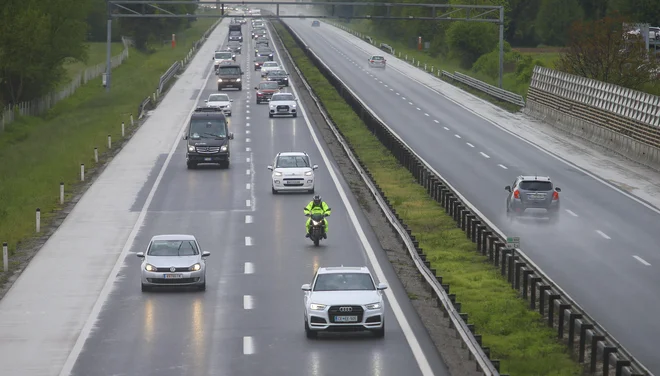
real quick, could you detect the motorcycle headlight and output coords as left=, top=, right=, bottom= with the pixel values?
left=190, top=263, right=201, bottom=271
left=304, top=171, right=313, bottom=176
left=220, top=145, right=227, bottom=151
left=365, top=302, right=382, bottom=310
left=312, top=220, right=320, bottom=225
left=309, top=303, right=326, bottom=311
left=145, top=263, right=156, bottom=272
left=274, top=171, right=282, bottom=177
left=188, top=145, right=195, bottom=152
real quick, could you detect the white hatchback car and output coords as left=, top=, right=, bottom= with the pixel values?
left=267, top=151, right=317, bottom=194
left=269, top=92, right=297, bottom=118
left=367, top=55, right=386, bottom=68
left=261, top=61, right=280, bottom=77
left=204, top=93, right=233, bottom=116
left=302, top=266, right=388, bottom=338
left=137, top=234, right=210, bottom=292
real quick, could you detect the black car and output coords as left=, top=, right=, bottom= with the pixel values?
left=266, top=69, right=289, bottom=87
left=255, top=47, right=274, bottom=61
left=227, top=41, right=242, bottom=54
left=184, top=107, right=234, bottom=169
left=252, top=28, right=266, bottom=39
left=311, top=20, right=320, bottom=27
left=255, top=37, right=269, bottom=45
left=228, top=31, right=243, bottom=42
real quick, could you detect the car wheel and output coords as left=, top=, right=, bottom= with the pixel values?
left=256, top=100, right=260, bottom=104
left=141, top=283, right=150, bottom=292
left=197, top=281, right=206, bottom=291
left=272, top=186, right=277, bottom=194
left=217, top=86, right=222, bottom=91
left=308, top=187, right=314, bottom=194
left=292, top=113, right=297, bottom=118
left=372, top=322, right=385, bottom=338
left=187, top=162, right=196, bottom=169
left=238, top=86, right=242, bottom=91
left=269, top=113, right=273, bottom=118
left=221, top=161, right=230, bottom=169
left=305, top=319, right=317, bottom=339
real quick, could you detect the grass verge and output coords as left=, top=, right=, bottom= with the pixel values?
left=273, top=21, right=583, bottom=376
left=63, top=42, right=124, bottom=83
left=0, top=17, right=218, bottom=276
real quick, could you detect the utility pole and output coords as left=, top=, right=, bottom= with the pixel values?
left=498, top=6, right=504, bottom=89
left=105, top=0, right=113, bottom=92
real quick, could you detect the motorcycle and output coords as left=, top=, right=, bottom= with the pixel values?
left=306, top=212, right=329, bottom=246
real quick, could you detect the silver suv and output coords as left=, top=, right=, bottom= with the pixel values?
left=505, top=175, right=561, bottom=222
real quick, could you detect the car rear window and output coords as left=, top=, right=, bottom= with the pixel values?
left=372, top=56, right=384, bottom=60
left=519, top=181, right=553, bottom=191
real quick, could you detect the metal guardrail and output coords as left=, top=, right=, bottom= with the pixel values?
left=379, top=43, right=394, bottom=54
left=276, top=20, right=652, bottom=376
left=158, top=61, right=182, bottom=96
left=442, top=70, right=525, bottom=107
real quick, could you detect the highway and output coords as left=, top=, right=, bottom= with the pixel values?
left=282, top=18, right=660, bottom=372
left=63, top=21, right=449, bottom=376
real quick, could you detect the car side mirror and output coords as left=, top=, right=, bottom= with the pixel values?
left=229, top=132, right=234, bottom=140
left=301, top=284, right=311, bottom=291
left=267, top=165, right=273, bottom=170
left=287, top=73, right=290, bottom=76
left=204, top=99, right=208, bottom=102
left=202, top=251, right=211, bottom=258
left=254, top=87, right=258, bottom=90
left=230, top=99, right=234, bottom=102
left=136, top=252, right=145, bottom=258
left=183, top=135, right=188, bottom=140
left=377, top=283, right=388, bottom=290
left=312, top=164, right=318, bottom=170
left=555, top=187, right=561, bottom=192
left=504, top=186, right=511, bottom=192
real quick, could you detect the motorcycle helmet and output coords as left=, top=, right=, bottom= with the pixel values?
left=313, top=195, right=322, bottom=205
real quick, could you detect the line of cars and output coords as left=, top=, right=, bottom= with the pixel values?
left=138, top=16, right=389, bottom=339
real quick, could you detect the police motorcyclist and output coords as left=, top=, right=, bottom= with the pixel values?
left=304, top=195, right=331, bottom=238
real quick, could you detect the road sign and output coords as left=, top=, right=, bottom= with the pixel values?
left=506, top=236, right=520, bottom=249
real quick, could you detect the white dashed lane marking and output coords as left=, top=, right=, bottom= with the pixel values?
left=245, top=199, right=251, bottom=207
left=443, top=127, right=449, bottom=130
left=245, top=236, right=253, bottom=246
left=246, top=169, right=251, bottom=175
left=245, top=214, right=253, bottom=223
left=480, top=152, right=490, bottom=159
left=243, top=336, right=254, bottom=355
left=246, top=138, right=251, bottom=143
left=565, top=209, right=578, bottom=217
left=596, top=230, right=611, bottom=239
left=454, top=134, right=461, bottom=139
left=633, top=256, right=651, bottom=266
left=433, top=120, right=439, bottom=123
left=244, top=262, right=254, bottom=274
left=246, top=147, right=251, bottom=152
left=498, top=164, right=508, bottom=169
left=243, top=295, right=254, bottom=309
left=466, top=143, right=474, bottom=148
left=424, top=113, right=429, bottom=116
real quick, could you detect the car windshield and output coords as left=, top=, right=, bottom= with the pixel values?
left=259, top=82, right=279, bottom=90
left=263, top=62, right=278, bottom=68
left=371, top=56, right=384, bottom=60
left=189, top=119, right=227, bottom=139
left=255, top=56, right=269, bottom=62
left=258, top=49, right=273, bottom=54
left=313, top=273, right=375, bottom=291
left=218, top=66, right=240, bottom=75
left=272, top=93, right=294, bottom=102
left=208, top=94, right=229, bottom=102
left=276, top=155, right=309, bottom=167
left=519, top=180, right=553, bottom=191
left=229, top=31, right=241, bottom=35
left=215, top=52, right=232, bottom=59
left=147, top=240, right=199, bottom=256
left=268, top=70, right=286, bottom=76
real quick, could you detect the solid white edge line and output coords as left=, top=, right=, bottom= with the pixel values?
left=633, top=256, right=651, bottom=266
left=243, top=295, right=254, bottom=309
left=268, top=23, right=434, bottom=376
left=243, top=336, right=254, bottom=354
left=596, top=230, right=611, bottom=239
left=244, top=262, right=254, bottom=274
left=57, top=19, right=223, bottom=376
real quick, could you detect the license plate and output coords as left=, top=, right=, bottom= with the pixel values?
left=529, top=194, right=544, bottom=200
left=163, top=274, right=183, bottom=279
left=204, top=157, right=212, bottom=161
left=334, top=316, right=358, bottom=322
left=285, top=181, right=301, bottom=185
left=278, top=109, right=287, bottom=112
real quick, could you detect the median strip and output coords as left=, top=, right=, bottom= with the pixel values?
left=272, top=21, right=582, bottom=375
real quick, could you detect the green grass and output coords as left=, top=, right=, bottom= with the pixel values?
left=62, top=42, right=124, bottom=84
left=0, top=17, right=219, bottom=273
left=273, top=21, right=583, bottom=376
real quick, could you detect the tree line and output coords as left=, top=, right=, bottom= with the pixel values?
left=322, top=0, right=660, bottom=91
left=0, top=0, right=199, bottom=106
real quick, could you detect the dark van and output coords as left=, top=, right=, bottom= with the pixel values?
left=216, top=63, right=244, bottom=91
left=183, top=107, right=234, bottom=169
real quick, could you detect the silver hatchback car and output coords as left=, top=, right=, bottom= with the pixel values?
left=137, top=234, right=210, bottom=291
left=505, top=175, right=561, bottom=222
left=367, top=55, right=386, bottom=68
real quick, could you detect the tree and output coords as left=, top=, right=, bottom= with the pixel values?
left=556, top=14, right=660, bottom=90
left=608, top=0, right=660, bottom=26
left=535, top=0, right=584, bottom=46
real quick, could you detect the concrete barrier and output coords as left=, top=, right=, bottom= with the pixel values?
left=524, top=66, right=660, bottom=169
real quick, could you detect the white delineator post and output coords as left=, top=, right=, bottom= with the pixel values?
left=2, top=242, right=8, bottom=272
left=80, top=163, right=85, bottom=181
left=130, top=113, right=134, bottom=126
left=121, top=122, right=125, bottom=137
left=36, top=208, right=41, bottom=233
left=94, top=147, right=99, bottom=163
left=60, top=182, right=64, bottom=205
left=107, top=134, right=112, bottom=149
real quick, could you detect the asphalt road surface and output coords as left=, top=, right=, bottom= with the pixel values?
left=282, top=18, right=660, bottom=372
left=66, top=22, right=449, bottom=376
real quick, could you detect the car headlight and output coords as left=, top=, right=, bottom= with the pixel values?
left=217, top=78, right=223, bottom=82
left=284, top=77, right=288, bottom=80
left=365, top=302, right=382, bottom=310
left=189, top=263, right=201, bottom=271
left=309, top=303, right=326, bottom=310
left=236, top=78, right=241, bottom=82
left=188, top=145, right=195, bottom=152
left=269, top=54, right=273, bottom=56
left=274, top=171, right=282, bottom=177
left=220, top=145, right=228, bottom=152
left=304, top=171, right=313, bottom=176
left=145, top=264, right=156, bottom=272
